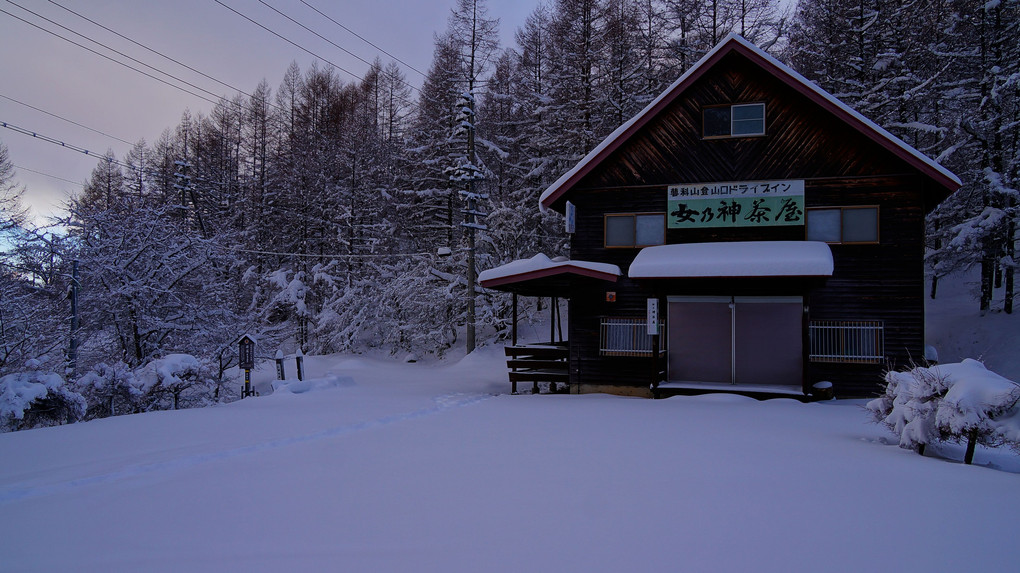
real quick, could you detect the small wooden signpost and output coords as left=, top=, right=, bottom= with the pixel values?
left=275, top=350, right=286, bottom=381
left=647, top=299, right=661, bottom=390
left=239, top=334, right=256, bottom=398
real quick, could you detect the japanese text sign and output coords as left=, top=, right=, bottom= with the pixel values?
left=667, top=179, right=805, bottom=229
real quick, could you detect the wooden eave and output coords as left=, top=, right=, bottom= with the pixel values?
left=539, top=34, right=961, bottom=213
left=479, top=265, right=619, bottom=298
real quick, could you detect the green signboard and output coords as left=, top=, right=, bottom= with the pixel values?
left=668, top=179, right=805, bottom=229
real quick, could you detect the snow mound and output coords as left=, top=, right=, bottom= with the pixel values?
left=272, top=375, right=356, bottom=395
left=671, top=393, right=758, bottom=404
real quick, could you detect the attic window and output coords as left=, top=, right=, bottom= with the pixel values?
left=704, top=103, right=766, bottom=138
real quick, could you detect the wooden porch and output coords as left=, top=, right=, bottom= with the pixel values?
left=478, top=254, right=622, bottom=396
left=505, top=343, right=569, bottom=394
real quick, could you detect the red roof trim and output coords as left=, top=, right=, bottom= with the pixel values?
left=479, top=265, right=619, bottom=289
left=539, top=36, right=960, bottom=212
left=538, top=49, right=725, bottom=211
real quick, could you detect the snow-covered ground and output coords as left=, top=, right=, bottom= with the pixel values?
left=1, top=274, right=1019, bottom=571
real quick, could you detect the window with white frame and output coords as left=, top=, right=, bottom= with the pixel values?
left=703, top=103, right=766, bottom=137
left=604, top=213, right=666, bottom=248
left=806, top=206, right=879, bottom=244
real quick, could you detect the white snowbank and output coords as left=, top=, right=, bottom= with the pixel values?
left=629, top=241, right=833, bottom=278
left=1, top=350, right=1018, bottom=571
left=271, top=375, right=356, bottom=395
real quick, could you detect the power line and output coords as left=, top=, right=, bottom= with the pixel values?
left=43, top=0, right=286, bottom=114
left=0, top=119, right=230, bottom=188
left=297, top=0, right=426, bottom=77
left=12, top=163, right=83, bottom=187
left=0, top=5, right=222, bottom=108
left=212, top=0, right=365, bottom=85
left=227, top=245, right=434, bottom=260
left=212, top=0, right=424, bottom=113
left=0, top=92, right=134, bottom=146
left=258, top=0, right=406, bottom=88
left=3, top=1, right=231, bottom=106
left=2, top=119, right=115, bottom=162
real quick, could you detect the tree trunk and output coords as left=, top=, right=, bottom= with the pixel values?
left=981, top=256, right=993, bottom=313
left=1006, top=217, right=1015, bottom=314
left=964, top=429, right=977, bottom=464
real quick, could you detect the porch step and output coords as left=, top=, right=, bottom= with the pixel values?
left=653, top=381, right=808, bottom=402
left=509, top=370, right=569, bottom=383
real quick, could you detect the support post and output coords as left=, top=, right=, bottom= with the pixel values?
left=650, top=333, right=661, bottom=395
left=512, top=292, right=518, bottom=346
left=295, top=349, right=305, bottom=381
left=467, top=226, right=476, bottom=354
left=555, top=297, right=563, bottom=343
left=549, top=296, right=555, bottom=343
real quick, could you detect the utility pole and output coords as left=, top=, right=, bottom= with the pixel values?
left=456, top=92, right=488, bottom=354
left=67, top=259, right=80, bottom=376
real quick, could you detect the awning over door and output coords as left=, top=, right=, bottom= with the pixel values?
left=629, top=241, right=833, bottom=279
left=479, top=254, right=621, bottom=297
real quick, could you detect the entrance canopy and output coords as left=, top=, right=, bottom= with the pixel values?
left=629, top=241, right=833, bottom=279
left=479, top=254, right=621, bottom=297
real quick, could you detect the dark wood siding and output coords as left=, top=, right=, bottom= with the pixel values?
left=559, top=52, right=934, bottom=398
left=575, top=52, right=907, bottom=190
left=804, top=176, right=926, bottom=396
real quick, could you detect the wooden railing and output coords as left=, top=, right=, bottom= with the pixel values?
left=504, top=343, right=569, bottom=394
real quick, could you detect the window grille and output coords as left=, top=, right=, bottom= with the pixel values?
left=809, top=320, right=884, bottom=363
left=600, top=317, right=665, bottom=357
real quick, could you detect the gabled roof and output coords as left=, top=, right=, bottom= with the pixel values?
left=478, top=254, right=620, bottom=297
left=539, top=33, right=961, bottom=212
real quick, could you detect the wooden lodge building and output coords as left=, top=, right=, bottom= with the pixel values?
left=479, top=34, right=960, bottom=399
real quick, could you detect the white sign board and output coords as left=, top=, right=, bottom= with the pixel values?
left=647, top=298, right=659, bottom=335
left=565, top=201, right=576, bottom=234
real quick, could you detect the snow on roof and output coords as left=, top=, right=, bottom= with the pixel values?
left=629, top=241, right=833, bottom=278
left=539, top=33, right=960, bottom=211
left=478, top=254, right=621, bottom=286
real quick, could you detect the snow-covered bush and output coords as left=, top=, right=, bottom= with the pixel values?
left=868, top=359, right=1020, bottom=463
left=135, top=354, right=216, bottom=411
left=74, top=361, right=143, bottom=420
left=935, top=361, right=1020, bottom=462
left=868, top=364, right=952, bottom=453
left=0, top=358, right=86, bottom=431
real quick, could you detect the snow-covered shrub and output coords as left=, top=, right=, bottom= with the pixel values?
left=136, top=354, right=216, bottom=411
left=74, top=361, right=143, bottom=420
left=934, top=360, right=1020, bottom=462
left=868, top=359, right=1020, bottom=463
left=0, top=358, right=86, bottom=431
left=868, top=364, right=952, bottom=452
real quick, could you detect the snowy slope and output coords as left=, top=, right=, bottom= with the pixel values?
left=926, top=269, right=1020, bottom=381
left=1, top=345, right=1019, bottom=572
